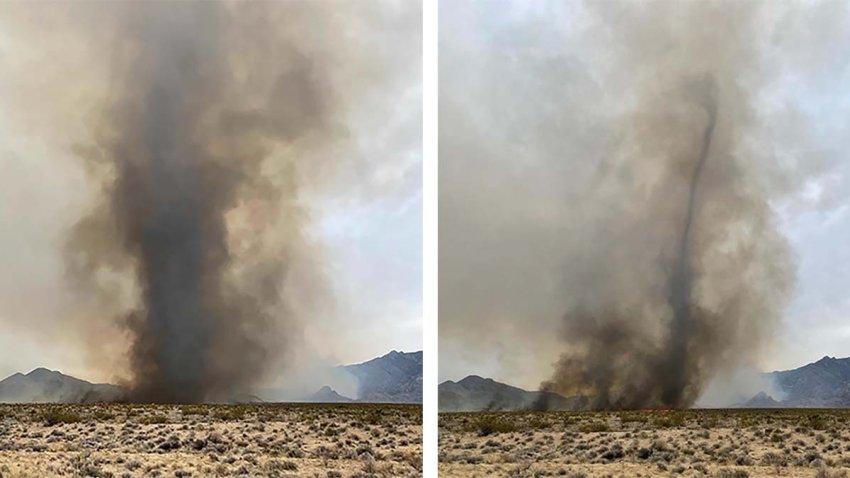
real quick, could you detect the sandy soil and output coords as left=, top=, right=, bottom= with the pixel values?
left=439, top=409, right=850, bottom=478
left=0, top=403, right=421, bottom=478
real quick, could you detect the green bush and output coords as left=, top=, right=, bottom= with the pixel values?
left=180, top=405, right=209, bottom=416
left=527, top=416, right=551, bottom=430
left=618, top=412, right=648, bottom=424
left=364, top=410, right=383, bottom=425
left=139, top=414, right=167, bottom=425
left=40, top=408, right=81, bottom=426
left=715, top=469, right=749, bottom=478
left=213, top=407, right=248, bottom=421
left=578, top=422, right=609, bottom=433
left=470, top=415, right=518, bottom=436
left=93, top=410, right=115, bottom=420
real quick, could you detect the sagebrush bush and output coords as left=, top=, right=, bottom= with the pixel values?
left=470, top=415, right=518, bottom=436
left=40, top=408, right=81, bottom=426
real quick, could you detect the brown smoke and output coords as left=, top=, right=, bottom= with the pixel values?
left=534, top=3, right=796, bottom=410
left=0, top=1, right=422, bottom=403
left=440, top=1, right=847, bottom=408
left=61, top=2, right=333, bottom=403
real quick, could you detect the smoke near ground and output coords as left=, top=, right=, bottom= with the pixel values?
left=67, top=2, right=330, bottom=403
left=0, top=1, right=420, bottom=403
left=440, top=1, right=850, bottom=408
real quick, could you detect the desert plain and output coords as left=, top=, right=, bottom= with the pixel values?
left=0, top=403, right=421, bottom=478
left=439, top=409, right=850, bottom=478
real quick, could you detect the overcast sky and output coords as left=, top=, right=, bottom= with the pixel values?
left=439, top=1, right=850, bottom=392
left=0, top=2, right=421, bottom=383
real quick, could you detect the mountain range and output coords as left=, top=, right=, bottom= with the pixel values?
left=739, top=356, right=850, bottom=408
left=439, top=375, right=586, bottom=412
left=0, top=368, right=122, bottom=404
left=440, top=355, right=850, bottom=411
left=338, top=350, right=422, bottom=403
left=306, top=350, right=422, bottom=403
left=0, top=349, right=422, bottom=404
left=9, top=352, right=845, bottom=408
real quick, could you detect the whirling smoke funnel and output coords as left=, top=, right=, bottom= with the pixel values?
left=663, top=76, right=718, bottom=408
left=66, top=2, right=333, bottom=403
left=53, top=1, right=400, bottom=403
left=439, top=1, right=848, bottom=412
left=537, top=3, right=795, bottom=409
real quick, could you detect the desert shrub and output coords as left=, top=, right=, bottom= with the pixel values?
left=808, top=415, right=828, bottom=430
left=180, top=405, right=209, bottom=416
left=213, top=407, right=247, bottom=421
left=738, top=416, right=761, bottom=428
left=93, top=410, right=114, bottom=420
left=578, top=422, right=609, bottom=433
left=653, top=413, right=685, bottom=428
left=527, top=416, right=551, bottom=430
left=618, top=412, right=648, bottom=424
left=267, top=460, right=298, bottom=472
left=139, top=414, right=167, bottom=425
left=715, top=469, right=749, bottom=478
left=761, top=452, right=786, bottom=466
left=699, top=416, right=719, bottom=428
left=816, top=469, right=849, bottom=478
left=40, top=408, right=81, bottom=426
left=364, top=410, right=383, bottom=425
left=469, top=415, right=518, bottom=436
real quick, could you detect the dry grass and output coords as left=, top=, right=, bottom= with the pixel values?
left=0, top=402, right=421, bottom=477
left=439, top=409, right=850, bottom=477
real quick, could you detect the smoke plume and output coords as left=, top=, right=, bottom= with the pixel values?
left=440, top=1, right=849, bottom=408
left=12, top=1, right=420, bottom=403
left=534, top=4, right=795, bottom=410
left=61, top=2, right=331, bottom=403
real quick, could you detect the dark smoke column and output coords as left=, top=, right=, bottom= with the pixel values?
left=67, top=2, right=331, bottom=403
left=663, top=80, right=718, bottom=408
left=537, top=2, right=795, bottom=410
left=117, top=6, right=230, bottom=402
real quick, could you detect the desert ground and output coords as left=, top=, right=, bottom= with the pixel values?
left=0, top=403, right=421, bottom=478
left=439, top=409, right=850, bottom=478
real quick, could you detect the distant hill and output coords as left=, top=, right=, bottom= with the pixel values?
left=307, top=386, right=354, bottom=403
left=2, top=350, right=422, bottom=405
left=0, top=368, right=122, bottom=404
left=338, top=350, right=422, bottom=403
left=439, top=375, right=586, bottom=412
left=740, top=391, right=782, bottom=408
left=740, top=356, right=850, bottom=408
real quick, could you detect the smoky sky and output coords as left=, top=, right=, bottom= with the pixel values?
left=0, top=1, right=421, bottom=401
left=440, top=1, right=850, bottom=407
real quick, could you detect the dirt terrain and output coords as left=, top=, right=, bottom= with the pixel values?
left=439, top=409, right=850, bottom=478
left=0, top=403, right=421, bottom=478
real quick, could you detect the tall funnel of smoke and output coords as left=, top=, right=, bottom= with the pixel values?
left=664, top=78, right=717, bottom=407
left=61, top=2, right=350, bottom=403
left=440, top=1, right=849, bottom=408
left=536, top=3, right=795, bottom=410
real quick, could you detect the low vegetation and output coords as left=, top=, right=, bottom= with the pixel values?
left=0, top=403, right=421, bottom=477
left=38, top=407, right=81, bottom=426
left=439, top=409, right=850, bottom=477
